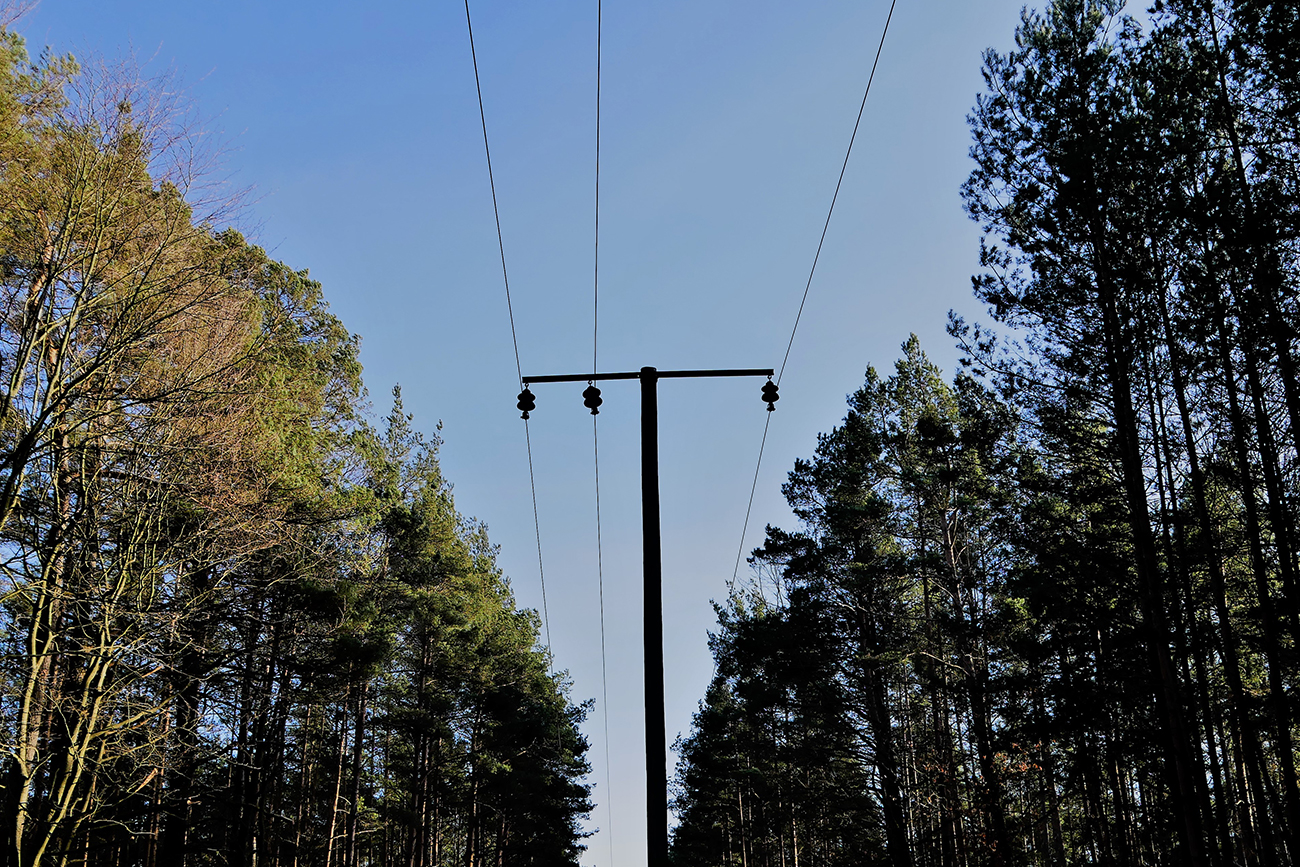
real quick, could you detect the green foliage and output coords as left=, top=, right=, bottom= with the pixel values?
left=677, top=4, right=1300, bottom=865
left=0, top=20, right=589, bottom=867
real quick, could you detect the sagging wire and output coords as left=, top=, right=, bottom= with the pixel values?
left=464, top=0, right=552, bottom=648
left=590, top=0, right=616, bottom=860
left=730, top=0, right=899, bottom=591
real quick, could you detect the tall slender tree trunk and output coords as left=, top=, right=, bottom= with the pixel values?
left=343, top=680, right=368, bottom=867
left=1205, top=5, right=1300, bottom=517
left=291, top=704, right=314, bottom=867
left=1238, top=337, right=1300, bottom=632
left=6, top=424, right=76, bottom=867
left=1160, top=297, right=1268, bottom=866
left=859, top=612, right=912, bottom=867
left=1214, top=309, right=1298, bottom=853
left=1031, top=680, right=1067, bottom=867
left=1096, top=284, right=1208, bottom=867
left=323, top=691, right=351, bottom=867
left=1142, top=336, right=1227, bottom=867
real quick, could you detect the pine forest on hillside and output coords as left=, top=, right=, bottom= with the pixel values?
left=3, top=0, right=1300, bottom=866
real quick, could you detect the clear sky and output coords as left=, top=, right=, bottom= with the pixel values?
left=23, top=0, right=1038, bottom=863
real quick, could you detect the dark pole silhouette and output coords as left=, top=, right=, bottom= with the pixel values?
left=518, top=366, right=777, bottom=867
left=639, top=367, right=667, bottom=865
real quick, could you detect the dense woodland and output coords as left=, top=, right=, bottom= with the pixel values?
left=8, top=0, right=1300, bottom=865
left=672, top=1, right=1300, bottom=866
left=0, top=20, right=590, bottom=867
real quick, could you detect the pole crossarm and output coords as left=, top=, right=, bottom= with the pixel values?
left=523, top=367, right=773, bottom=384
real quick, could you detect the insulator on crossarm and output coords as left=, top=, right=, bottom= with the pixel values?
left=762, top=379, right=779, bottom=412
left=517, top=387, right=536, bottom=419
left=583, top=383, right=603, bottom=415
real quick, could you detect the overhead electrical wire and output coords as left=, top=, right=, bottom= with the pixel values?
left=592, top=419, right=613, bottom=861
left=525, top=428, right=552, bottom=650
left=731, top=0, right=899, bottom=589
left=730, top=414, right=772, bottom=593
left=590, top=0, right=616, bottom=861
left=466, top=0, right=896, bottom=853
left=465, top=0, right=613, bottom=852
left=463, top=0, right=552, bottom=649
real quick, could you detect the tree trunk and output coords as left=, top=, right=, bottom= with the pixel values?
left=344, top=680, right=368, bottom=867
left=1096, top=284, right=1208, bottom=866
left=1160, top=297, right=1269, bottom=866
left=859, top=611, right=912, bottom=867
left=1213, top=309, right=1297, bottom=858
left=323, top=692, right=351, bottom=867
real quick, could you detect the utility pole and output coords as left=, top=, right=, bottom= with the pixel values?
left=517, top=366, right=778, bottom=867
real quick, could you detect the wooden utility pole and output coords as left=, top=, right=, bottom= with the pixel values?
left=518, top=366, right=776, bottom=867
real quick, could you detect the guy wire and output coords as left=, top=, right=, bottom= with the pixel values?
left=732, top=0, right=898, bottom=588
left=464, top=0, right=551, bottom=644
left=591, top=0, right=615, bottom=860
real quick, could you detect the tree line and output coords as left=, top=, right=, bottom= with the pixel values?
left=0, top=21, right=590, bottom=867
left=672, top=1, right=1300, bottom=865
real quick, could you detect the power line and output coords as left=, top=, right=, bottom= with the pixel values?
left=593, top=417, right=614, bottom=862
left=526, top=423, right=553, bottom=649
left=591, top=0, right=615, bottom=861
left=778, top=0, right=896, bottom=383
left=732, top=0, right=898, bottom=586
left=464, top=0, right=551, bottom=642
left=729, top=413, right=771, bottom=594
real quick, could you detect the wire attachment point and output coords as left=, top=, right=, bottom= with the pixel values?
left=583, top=383, right=603, bottom=415
left=517, top=387, right=536, bottom=419
left=762, top=379, right=779, bottom=412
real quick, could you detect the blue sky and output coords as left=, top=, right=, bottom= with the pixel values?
left=24, top=0, right=1038, bottom=862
